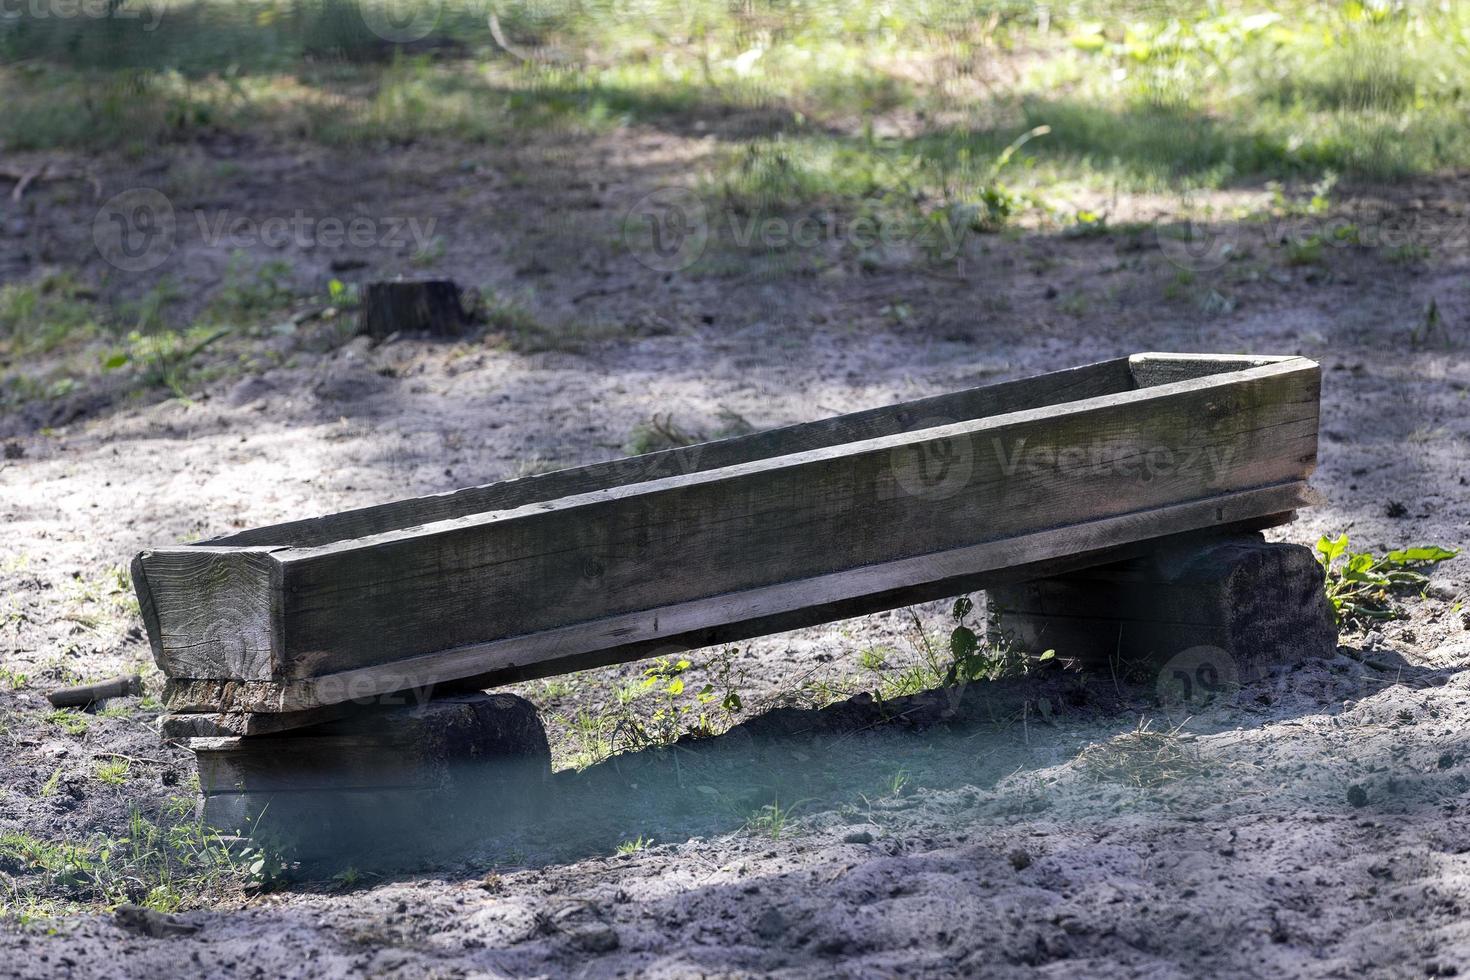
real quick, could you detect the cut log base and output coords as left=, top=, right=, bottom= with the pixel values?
left=986, top=532, right=1338, bottom=688
left=191, top=692, right=549, bottom=862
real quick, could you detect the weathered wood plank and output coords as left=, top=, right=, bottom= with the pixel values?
left=162, top=483, right=1314, bottom=715
left=159, top=702, right=368, bottom=739
left=1128, top=352, right=1287, bottom=388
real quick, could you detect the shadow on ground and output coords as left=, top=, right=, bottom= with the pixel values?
left=261, top=643, right=1461, bottom=876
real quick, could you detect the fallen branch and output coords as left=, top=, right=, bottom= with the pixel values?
left=47, top=674, right=143, bottom=708
left=0, top=163, right=103, bottom=202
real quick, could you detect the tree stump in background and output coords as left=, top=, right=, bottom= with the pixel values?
left=357, top=279, right=469, bottom=339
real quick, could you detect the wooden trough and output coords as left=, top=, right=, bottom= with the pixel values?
left=135, top=352, right=1322, bottom=736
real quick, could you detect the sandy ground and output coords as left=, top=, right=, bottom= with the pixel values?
left=1, top=132, right=1468, bottom=977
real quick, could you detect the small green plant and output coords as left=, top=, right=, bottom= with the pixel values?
left=615, top=835, right=652, bottom=855
left=560, top=708, right=614, bottom=769
left=539, top=677, right=575, bottom=700
left=103, top=325, right=234, bottom=396
left=746, top=798, right=805, bottom=840
left=633, top=656, right=718, bottom=745
left=0, top=809, right=267, bottom=916
left=410, top=236, right=447, bottom=267
left=203, top=256, right=295, bottom=324
left=1315, top=534, right=1458, bottom=625
left=326, top=277, right=359, bottom=309
left=38, top=766, right=64, bottom=798
left=0, top=668, right=27, bottom=690
left=1283, top=237, right=1323, bottom=266
left=332, top=866, right=363, bottom=889
left=94, top=760, right=130, bottom=786
left=945, top=596, right=1053, bottom=686
left=0, top=271, right=100, bottom=355
left=1409, top=298, right=1453, bottom=350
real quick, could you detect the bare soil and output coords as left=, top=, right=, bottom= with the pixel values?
left=1, top=131, right=1468, bottom=978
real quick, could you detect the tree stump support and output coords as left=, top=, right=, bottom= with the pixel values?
left=190, top=692, right=549, bottom=862
left=986, top=531, right=1338, bottom=684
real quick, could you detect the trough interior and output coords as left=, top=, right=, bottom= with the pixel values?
left=205, top=353, right=1290, bottom=551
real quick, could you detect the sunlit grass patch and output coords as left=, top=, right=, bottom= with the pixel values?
left=0, top=808, right=274, bottom=919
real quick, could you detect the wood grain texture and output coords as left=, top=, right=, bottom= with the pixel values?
left=143, top=354, right=1320, bottom=713
left=133, top=547, right=280, bottom=681
left=278, top=359, right=1319, bottom=669
left=162, top=485, right=1313, bottom=715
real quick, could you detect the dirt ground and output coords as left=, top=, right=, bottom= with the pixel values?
left=1, top=130, right=1469, bottom=978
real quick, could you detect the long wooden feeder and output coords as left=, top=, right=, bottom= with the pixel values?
left=134, top=353, right=1321, bottom=726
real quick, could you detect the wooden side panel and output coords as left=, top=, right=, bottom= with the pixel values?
left=162, top=488, right=1310, bottom=715
left=269, top=360, right=1318, bottom=679
left=134, top=547, right=281, bottom=681
left=207, top=357, right=1137, bottom=549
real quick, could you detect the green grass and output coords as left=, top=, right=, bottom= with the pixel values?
left=0, top=808, right=270, bottom=919
left=3, top=1, right=1465, bottom=189
left=0, top=272, right=101, bottom=357
left=44, top=709, right=90, bottom=736
left=0, top=1, right=1463, bottom=366
left=94, top=759, right=132, bottom=786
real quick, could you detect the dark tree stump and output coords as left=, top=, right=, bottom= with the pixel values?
left=191, top=692, right=549, bottom=862
left=987, top=531, right=1337, bottom=685
left=356, top=279, right=469, bottom=339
